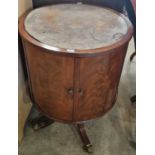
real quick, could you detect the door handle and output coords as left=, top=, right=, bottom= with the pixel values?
left=67, top=88, right=74, bottom=95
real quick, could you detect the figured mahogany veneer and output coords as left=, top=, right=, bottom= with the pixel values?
left=19, top=4, right=133, bottom=124
left=22, top=41, right=129, bottom=123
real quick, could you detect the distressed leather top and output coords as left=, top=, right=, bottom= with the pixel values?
left=25, top=4, right=128, bottom=50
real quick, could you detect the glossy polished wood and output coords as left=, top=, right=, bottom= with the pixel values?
left=19, top=5, right=133, bottom=124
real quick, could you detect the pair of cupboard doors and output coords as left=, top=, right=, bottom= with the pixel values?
left=23, top=40, right=127, bottom=123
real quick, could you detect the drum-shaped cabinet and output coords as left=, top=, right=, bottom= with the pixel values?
left=19, top=4, right=133, bottom=153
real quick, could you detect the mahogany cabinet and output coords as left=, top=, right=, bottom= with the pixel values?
left=19, top=4, right=133, bottom=152
left=22, top=41, right=128, bottom=123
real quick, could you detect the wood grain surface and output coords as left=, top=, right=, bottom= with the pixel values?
left=74, top=45, right=127, bottom=121
left=23, top=41, right=74, bottom=122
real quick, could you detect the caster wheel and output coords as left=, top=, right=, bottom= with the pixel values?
left=31, top=121, right=45, bottom=131
left=32, top=124, right=40, bottom=131
left=30, top=116, right=54, bottom=131
left=83, top=144, right=94, bottom=153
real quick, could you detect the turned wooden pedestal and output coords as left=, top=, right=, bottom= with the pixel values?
left=19, top=4, right=133, bottom=153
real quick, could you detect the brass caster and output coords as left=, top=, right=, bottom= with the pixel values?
left=30, top=116, right=54, bottom=131
left=32, top=123, right=40, bottom=131
left=83, top=144, right=94, bottom=153
left=32, top=121, right=47, bottom=131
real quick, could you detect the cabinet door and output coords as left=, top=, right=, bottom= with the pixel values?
left=24, top=42, right=74, bottom=122
left=74, top=47, right=126, bottom=121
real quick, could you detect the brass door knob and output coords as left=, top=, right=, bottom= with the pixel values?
left=67, top=89, right=74, bottom=95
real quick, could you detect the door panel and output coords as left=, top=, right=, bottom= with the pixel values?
left=75, top=47, right=126, bottom=121
left=24, top=42, right=74, bottom=122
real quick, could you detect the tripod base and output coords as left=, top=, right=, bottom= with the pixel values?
left=30, top=116, right=93, bottom=153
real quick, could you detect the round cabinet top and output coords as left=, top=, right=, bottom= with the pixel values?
left=20, top=4, right=133, bottom=55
